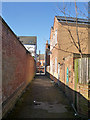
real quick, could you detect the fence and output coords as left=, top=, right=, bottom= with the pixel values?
left=74, top=57, right=90, bottom=116
left=75, top=58, right=90, bottom=85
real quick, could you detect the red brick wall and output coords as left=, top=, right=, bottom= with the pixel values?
left=64, top=54, right=74, bottom=90
left=46, top=49, right=50, bottom=66
left=0, top=17, right=2, bottom=119
left=64, top=54, right=88, bottom=117
left=2, top=18, right=36, bottom=117
left=46, top=53, right=89, bottom=117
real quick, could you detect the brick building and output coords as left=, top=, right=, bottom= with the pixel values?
left=49, top=16, right=89, bottom=79
left=37, top=54, right=45, bottom=73
left=19, top=36, right=37, bottom=60
left=46, top=16, right=90, bottom=118
left=45, top=40, right=50, bottom=73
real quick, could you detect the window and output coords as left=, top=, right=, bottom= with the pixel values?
left=50, top=39, right=53, bottom=51
left=50, top=60, right=53, bottom=73
left=55, top=57, right=57, bottom=73
left=55, top=30, right=57, bottom=44
left=50, top=29, right=57, bottom=51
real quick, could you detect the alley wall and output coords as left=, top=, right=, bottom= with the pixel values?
left=1, top=17, right=36, bottom=117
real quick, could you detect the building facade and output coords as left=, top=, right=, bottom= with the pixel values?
left=37, top=54, right=45, bottom=73
left=50, top=16, right=89, bottom=79
left=19, top=36, right=37, bottom=60
left=46, top=16, right=90, bottom=118
left=45, top=40, right=50, bottom=74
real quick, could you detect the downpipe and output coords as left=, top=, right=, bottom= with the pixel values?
left=71, top=104, right=88, bottom=119
left=56, top=79, right=79, bottom=117
left=71, top=103, right=79, bottom=118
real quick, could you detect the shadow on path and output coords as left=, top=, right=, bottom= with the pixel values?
left=5, top=75, right=76, bottom=118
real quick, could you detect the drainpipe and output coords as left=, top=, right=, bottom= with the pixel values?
left=71, top=103, right=78, bottom=117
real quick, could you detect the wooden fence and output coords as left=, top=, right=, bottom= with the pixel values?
left=74, top=58, right=90, bottom=85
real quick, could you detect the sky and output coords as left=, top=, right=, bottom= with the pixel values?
left=2, top=2, right=88, bottom=54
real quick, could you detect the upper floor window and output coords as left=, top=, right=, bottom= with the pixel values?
left=55, top=57, right=57, bottom=73
left=55, top=30, right=57, bottom=44
left=50, top=29, right=57, bottom=51
left=50, top=60, right=53, bottom=73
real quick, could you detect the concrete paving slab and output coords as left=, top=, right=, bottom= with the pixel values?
left=5, top=75, right=76, bottom=119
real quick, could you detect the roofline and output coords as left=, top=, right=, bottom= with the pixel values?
left=24, top=44, right=36, bottom=45
left=18, top=36, right=37, bottom=43
left=55, top=16, right=90, bottom=25
left=55, top=16, right=88, bottom=21
left=18, top=36, right=37, bottom=38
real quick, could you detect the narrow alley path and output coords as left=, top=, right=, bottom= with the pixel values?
left=6, top=75, right=75, bottom=119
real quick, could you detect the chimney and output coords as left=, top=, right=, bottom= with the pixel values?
left=46, top=40, right=48, bottom=49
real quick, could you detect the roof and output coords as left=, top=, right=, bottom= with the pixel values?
left=56, top=16, right=90, bottom=25
left=19, top=36, right=37, bottom=45
left=37, top=54, right=45, bottom=60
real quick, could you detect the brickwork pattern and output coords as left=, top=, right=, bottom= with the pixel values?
left=0, top=17, right=2, bottom=120
left=47, top=16, right=89, bottom=118
left=2, top=18, right=36, bottom=117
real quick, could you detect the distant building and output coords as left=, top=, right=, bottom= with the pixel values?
left=45, top=40, right=50, bottom=74
left=19, top=36, right=37, bottom=60
left=37, top=54, right=45, bottom=66
left=37, top=54, right=45, bottom=73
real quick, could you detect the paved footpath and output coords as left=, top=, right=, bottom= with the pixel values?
left=6, top=75, right=75, bottom=119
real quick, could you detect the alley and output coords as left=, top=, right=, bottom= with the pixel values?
left=5, top=75, right=75, bottom=119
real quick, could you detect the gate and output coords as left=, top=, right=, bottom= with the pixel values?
left=74, top=57, right=89, bottom=112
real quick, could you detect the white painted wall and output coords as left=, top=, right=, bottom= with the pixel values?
left=24, top=45, right=37, bottom=60
left=50, top=29, right=57, bottom=51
